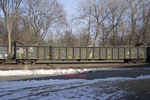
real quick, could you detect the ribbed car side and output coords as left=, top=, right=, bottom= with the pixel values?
left=15, top=46, right=147, bottom=64
left=0, top=46, right=7, bottom=63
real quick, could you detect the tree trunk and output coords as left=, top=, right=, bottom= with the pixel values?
left=8, top=31, right=11, bottom=59
left=93, top=24, right=100, bottom=47
left=6, top=18, right=12, bottom=59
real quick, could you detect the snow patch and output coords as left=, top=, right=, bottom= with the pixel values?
left=0, top=69, right=92, bottom=76
left=0, top=68, right=114, bottom=76
left=0, top=68, right=148, bottom=76
left=0, top=75, right=150, bottom=100
left=0, top=75, right=150, bottom=90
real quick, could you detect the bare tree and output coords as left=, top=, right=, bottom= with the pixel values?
left=74, top=0, right=93, bottom=46
left=0, top=0, right=22, bottom=59
left=127, top=0, right=142, bottom=46
left=139, top=1, right=150, bottom=46
left=0, top=0, right=149, bottom=48
left=106, top=0, right=126, bottom=46
left=0, top=17, right=7, bottom=44
left=76, top=0, right=109, bottom=47
left=61, top=30, right=77, bottom=47
left=93, top=1, right=108, bottom=47
left=21, top=0, right=66, bottom=45
left=77, top=31, right=91, bottom=47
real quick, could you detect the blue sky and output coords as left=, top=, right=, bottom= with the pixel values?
left=58, top=0, right=81, bottom=19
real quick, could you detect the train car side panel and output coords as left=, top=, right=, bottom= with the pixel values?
left=0, top=46, right=7, bottom=62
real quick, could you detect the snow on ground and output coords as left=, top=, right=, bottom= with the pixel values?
left=0, top=75, right=150, bottom=100
left=0, top=68, right=150, bottom=76
left=0, top=69, right=94, bottom=76
left=0, top=68, right=115, bottom=76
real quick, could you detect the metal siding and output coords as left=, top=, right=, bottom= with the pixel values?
left=107, top=48, right=112, bottom=59
left=44, top=47, right=50, bottom=60
left=81, top=48, right=86, bottom=59
left=94, top=48, right=99, bottom=59
left=147, top=47, right=150, bottom=62
left=27, top=47, right=37, bottom=59
left=13, top=46, right=148, bottom=62
left=60, top=48, right=66, bottom=60
left=131, top=48, right=138, bottom=59
left=87, top=48, right=93, bottom=59
left=119, top=48, right=125, bottom=59
left=38, top=47, right=45, bottom=60
left=0, top=47, right=7, bottom=59
left=125, top=48, right=130, bottom=59
left=138, top=48, right=146, bottom=59
left=101, top=48, right=106, bottom=59
left=67, top=48, right=73, bottom=60
left=113, top=48, right=119, bottom=59
left=52, top=47, right=59, bottom=60
left=16, top=47, right=26, bottom=59
left=74, top=48, right=80, bottom=59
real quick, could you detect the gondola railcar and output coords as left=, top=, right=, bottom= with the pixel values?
left=15, top=45, right=148, bottom=64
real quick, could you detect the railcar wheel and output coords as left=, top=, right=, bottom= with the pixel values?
left=30, top=59, right=36, bottom=64
left=0, top=59, right=5, bottom=64
left=22, top=60, right=25, bottom=64
left=16, top=60, right=20, bottom=64
left=77, top=59, right=81, bottom=61
left=132, top=60, right=137, bottom=64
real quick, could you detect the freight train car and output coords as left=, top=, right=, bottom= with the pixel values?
left=0, top=46, right=7, bottom=63
left=14, top=45, right=147, bottom=64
